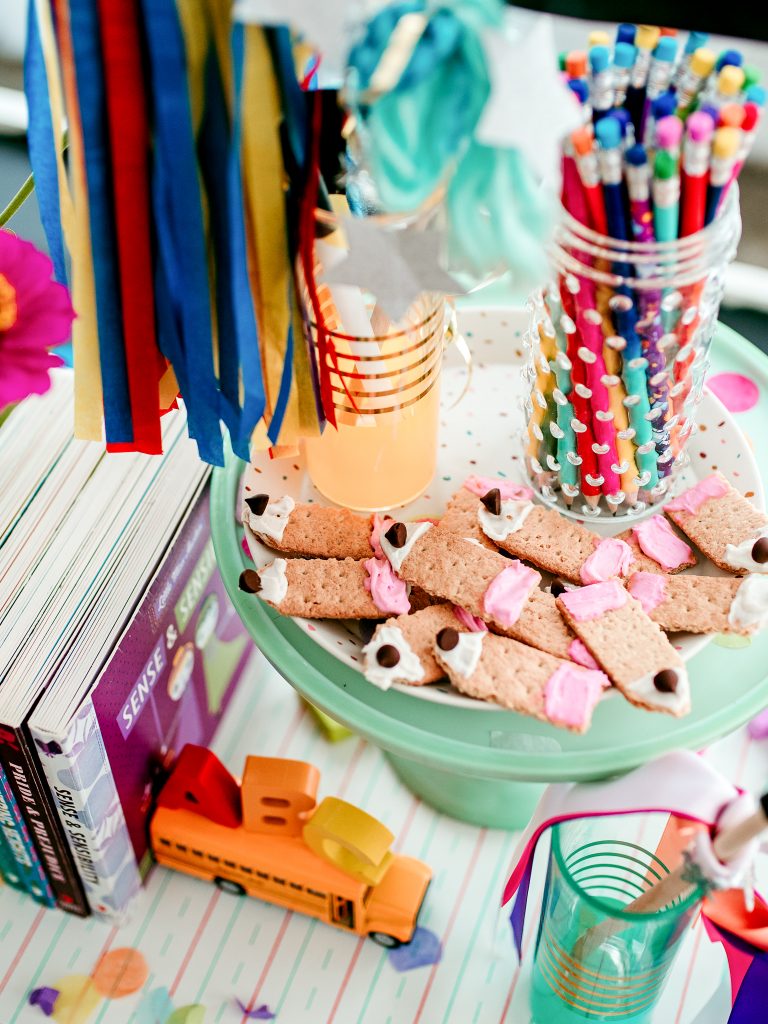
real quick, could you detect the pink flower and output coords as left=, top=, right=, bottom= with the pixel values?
left=0, top=230, right=74, bottom=409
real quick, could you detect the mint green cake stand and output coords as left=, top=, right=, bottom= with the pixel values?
left=211, top=323, right=768, bottom=830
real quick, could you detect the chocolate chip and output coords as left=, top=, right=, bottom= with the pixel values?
left=238, top=569, right=262, bottom=594
left=245, top=493, right=270, bottom=516
left=751, top=537, right=768, bottom=564
left=653, top=669, right=678, bottom=694
left=481, top=488, right=502, bottom=516
left=385, top=522, right=408, bottom=548
left=436, top=627, right=460, bottom=651
left=376, top=644, right=400, bottom=668
left=550, top=579, right=567, bottom=599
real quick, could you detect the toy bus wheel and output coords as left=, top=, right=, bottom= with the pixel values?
left=368, top=932, right=402, bottom=949
left=214, top=877, right=246, bottom=896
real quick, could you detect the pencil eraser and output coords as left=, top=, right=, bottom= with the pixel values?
left=611, top=108, right=632, bottom=137
left=685, top=31, right=708, bottom=54
left=625, top=143, right=648, bottom=166
left=566, top=51, right=587, bottom=79
left=743, top=103, right=761, bottom=132
left=712, top=126, right=740, bottom=159
left=690, top=48, right=716, bottom=78
left=636, top=25, right=661, bottom=50
left=570, top=126, right=594, bottom=155
left=719, top=103, right=746, bottom=129
left=746, top=85, right=767, bottom=107
left=568, top=79, right=589, bottom=104
left=718, top=65, right=745, bottom=96
left=595, top=116, right=622, bottom=150
left=589, top=45, right=611, bottom=73
left=616, top=24, right=636, bottom=46
left=613, top=42, right=636, bottom=68
left=716, top=48, right=743, bottom=71
left=687, top=110, right=715, bottom=142
left=653, top=37, right=677, bottom=62
left=655, top=115, right=683, bottom=150
left=651, top=90, right=677, bottom=120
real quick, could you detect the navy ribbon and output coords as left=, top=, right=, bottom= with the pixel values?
left=138, top=0, right=224, bottom=465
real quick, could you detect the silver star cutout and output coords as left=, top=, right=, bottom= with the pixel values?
left=319, top=218, right=465, bottom=321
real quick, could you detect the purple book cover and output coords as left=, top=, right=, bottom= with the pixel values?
left=91, top=487, right=251, bottom=876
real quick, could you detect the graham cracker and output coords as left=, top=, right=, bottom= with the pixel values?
left=396, top=528, right=574, bottom=658
left=439, top=487, right=497, bottom=549
left=268, top=558, right=382, bottom=618
left=557, top=589, right=688, bottom=716
left=628, top=572, right=748, bottom=635
left=434, top=632, right=601, bottom=733
left=251, top=501, right=373, bottom=559
left=368, top=604, right=462, bottom=685
left=665, top=473, right=768, bottom=572
left=617, top=527, right=696, bottom=575
left=487, top=506, right=600, bottom=583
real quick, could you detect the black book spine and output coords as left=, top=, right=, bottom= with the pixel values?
left=0, top=725, right=90, bottom=916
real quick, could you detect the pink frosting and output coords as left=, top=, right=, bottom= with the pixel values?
left=544, top=664, right=610, bottom=729
left=627, top=571, right=668, bottom=614
left=370, top=514, right=395, bottom=560
left=483, top=562, right=539, bottom=627
left=580, top=537, right=634, bottom=584
left=632, top=515, right=693, bottom=571
left=364, top=557, right=410, bottom=615
left=559, top=580, right=627, bottom=621
left=453, top=605, right=489, bottom=632
left=666, top=474, right=728, bottom=515
left=568, top=639, right=600, bottom=670
left=464, top=476, right=534, bottom=501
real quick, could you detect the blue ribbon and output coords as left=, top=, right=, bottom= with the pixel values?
left=23, top=5, right=68, bottom=289
left=139, top=0, right=224, bottom=465
left=227, top=23, right=266, bottom=460
left=68, top=0, right=134, bottom=443
left=266, top=299, right=295, bottom=444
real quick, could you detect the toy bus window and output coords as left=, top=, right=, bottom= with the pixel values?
left=224, top=860, right=236, bottom=868
left=256, top=871, right=268, bottom=880
left=192, top=849, right=203, bottom=857
left=158, top=838, right=170, bottom=846
left=262, top=815, right=286, bottom=826
left=332, top=897, right=355, bottom=929
left=242, top=866, right=253, bottom=874
left=177, top=844, right=187, bottom=852
left=273, top=877, right=286, bottom=885
left=208, top=855, right=220, bottom=862
left=290, top=882, right=302, bottom=890
left=307, top=889, right=325, bottom=898
left=261, top=797, right=290, bottom=808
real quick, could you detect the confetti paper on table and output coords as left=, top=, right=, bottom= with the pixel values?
left=236, top=1000, right=276, bottom=1020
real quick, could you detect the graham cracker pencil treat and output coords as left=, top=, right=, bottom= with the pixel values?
left=617, top=515, right=697, bottom=574
left=439, top=477, right=534, bottom=550
left=628, top=571, right=768, bottom=636
left=557, top=580, right=690, bottom=717
left=243, top=493, right=373, bottom=559
left=379, top=521, right=574, bottom=658
left=362, top=604, right=474, bottom=690
left=432, top=628, right=609, bottom=732
left=476, top=489, right=695, bottom=583
left=665, top=473, right=768, bottom=574
left=238, top=555, right=410, bottom=619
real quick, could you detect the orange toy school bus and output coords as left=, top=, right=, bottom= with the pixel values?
left=150, top=745, right=431, bottom=946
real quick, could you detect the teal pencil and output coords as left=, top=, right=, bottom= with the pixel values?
left=546, top=291, right=580, bottom=499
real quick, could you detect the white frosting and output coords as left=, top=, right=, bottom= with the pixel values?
left=724, top=526, right=768, bottom=574
left=245, top=495, right=295, bottom=543
left=258, top=559, right=288, bottom=606
left=729, top=575, right=768, bottom=632
left=623, top=666, right=690, bottom=716
left=362, top=626, right=424, bottom=690
left=434, top=632, right=485, bottom=680
left=477, top=499, right=533, bottom=543
left=380, top=521, right=433, bottom=573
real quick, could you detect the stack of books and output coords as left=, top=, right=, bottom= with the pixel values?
left=0, top=375, right=253, bottom=919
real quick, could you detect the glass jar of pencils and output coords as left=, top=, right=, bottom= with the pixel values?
left=522, top=187, right=741, bottom=518
left=530, top=815, right=705, bottom=1024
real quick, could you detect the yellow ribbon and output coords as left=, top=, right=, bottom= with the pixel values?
left=36, top=0, right=103, bottom=440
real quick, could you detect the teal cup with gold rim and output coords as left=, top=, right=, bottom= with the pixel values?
left=530, top=815, right=705, bottom=1023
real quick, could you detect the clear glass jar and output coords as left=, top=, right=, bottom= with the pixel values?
left=298, top=196, right=453, bottom=512
left=530, top=815, right=705, bottom=1024
left=522, top=187, right=741, bottom=519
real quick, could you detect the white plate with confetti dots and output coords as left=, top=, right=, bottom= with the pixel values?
left=241, top=307, right=764, bottom=711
